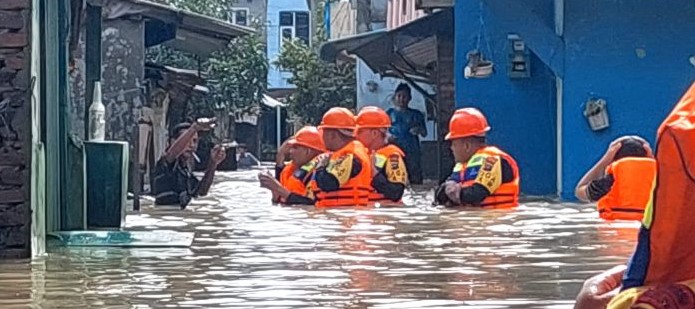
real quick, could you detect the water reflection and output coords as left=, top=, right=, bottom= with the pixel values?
left=0, top=171, right=638, bottom=308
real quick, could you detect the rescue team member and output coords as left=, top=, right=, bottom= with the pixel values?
left=311, top=107, right=373, bottom=207
left=258, top=126, right=325, bottom=205
left=434, top=108, right=520, bottom=208
left=354, top=106, right=408, bottom=205
left=574, top=136, right=656, bottom=221
left=574, top=81, right=695, bottom=309
left=152, top=119, right=227, bottom=209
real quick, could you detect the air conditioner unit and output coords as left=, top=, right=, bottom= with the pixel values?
left=415, top=0, right=454, bottom=10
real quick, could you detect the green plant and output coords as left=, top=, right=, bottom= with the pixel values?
left=274, top=2, right=356, bottom=125
left=144, top=0, right=268, bottom=141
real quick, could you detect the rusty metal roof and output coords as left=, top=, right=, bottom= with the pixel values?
left=103, top=0, right=255, bottom=56
left=319, top=8, right=453, bottom=82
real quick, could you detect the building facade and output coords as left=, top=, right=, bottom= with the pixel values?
left=228, top=0, right=267, bottom=41
left=266, top=0, right=310, bottom=93
left=454, top=0, right=695, bottom=198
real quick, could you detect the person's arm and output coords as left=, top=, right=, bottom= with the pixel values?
left=164, top=124, right=199, bottom=163
left=285, top=193, right=316, bottom=205
left=372, top=174, right=406, bottom=201
left=585, top=175, right=615, bottom=202
left=575, top=142, right=622, bottom=202
left=315, top=155, right=362, bottom=192
left=574, top=265, right=626, bottom=309
left=415, top=110, right=428, bottom=137
left=372, top=153, right=408, bottom=201
left=196, top=145, right=226, bottom=196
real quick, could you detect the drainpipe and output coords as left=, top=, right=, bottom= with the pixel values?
left=554, top=0, right=564, bottom=197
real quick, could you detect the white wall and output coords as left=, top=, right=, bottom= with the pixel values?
left=355, top=59, right=437, bottom=141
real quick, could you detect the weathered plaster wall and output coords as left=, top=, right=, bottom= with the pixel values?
left=71, top=18, right=146, bottom=142
left=0, top=0, right=32, bottom=258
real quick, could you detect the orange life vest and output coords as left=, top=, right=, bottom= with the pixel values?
left=278, top=159, right=317, bottom=203
left=597, top=157, right=656, bottom=221
left=313, top=141, right=373, bottom=207
left=622, top=81, right=695, bottom=289
left=453, top=146, right=520, bottom=208
left=369, top=144, right=406, bottom=205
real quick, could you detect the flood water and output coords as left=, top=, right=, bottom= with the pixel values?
left=0, top=170, right=639, bottom=308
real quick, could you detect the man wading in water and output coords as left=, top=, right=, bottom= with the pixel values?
left=152, top=118, right=227, bottom=209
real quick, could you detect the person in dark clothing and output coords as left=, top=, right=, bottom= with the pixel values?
left=386, top=83, right=427, bottom=185
left=152, top=119, right=226, bottom=209
left=575, top=136, right=654, bottom=203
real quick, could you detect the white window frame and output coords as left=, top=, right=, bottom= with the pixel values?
left=279, top=25, right=296, bottom=52
left=278, top=11, right=311, bottom=48
left=229, top=8, right=250, bottom=26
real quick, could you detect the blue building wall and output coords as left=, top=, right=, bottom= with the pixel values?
left=455, top=0, right=695, bottom=199
left=455, top=0, right=558, bottom=196
left=266, top=0, right=310, bottom=90
left=561, top=1, right=695, bottom=199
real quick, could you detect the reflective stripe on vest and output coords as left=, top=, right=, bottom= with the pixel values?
left=451, top=146, right=520, bottom=209
left=597, top=157, right=657, bottom=221
left=279, top=159, right=318, bottom=203
left=369, top=144, right=405, bottom=205
left=315, top=141, right=373, bottom=207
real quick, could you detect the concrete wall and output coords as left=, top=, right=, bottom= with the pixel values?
left=71, top=18, right=146, bottom=142
left=267, top=0, right=309, bottom=90
left=329, top=1, right=356, bottom=39
left=230, top=0, right=266, bottom=40
left=455, top=0, right=557, bottom=196
left=0, top=0, right=32, bottom=258
left=455, top=0, right=695, bottom=198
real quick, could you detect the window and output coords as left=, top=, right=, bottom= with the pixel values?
left=278, top=11, right=310, bottom=49
left=229, top=8, right=249, bottom=26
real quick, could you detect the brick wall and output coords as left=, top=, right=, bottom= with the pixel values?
left=0, top=0, right=32, bottom=259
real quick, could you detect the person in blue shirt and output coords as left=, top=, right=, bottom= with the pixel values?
left=386, top=83, right=427, bottom=185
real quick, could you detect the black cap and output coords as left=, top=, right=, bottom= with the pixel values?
left=395, top=83, right=411, bottom=97
left=614, top=137, right=648, bottom=160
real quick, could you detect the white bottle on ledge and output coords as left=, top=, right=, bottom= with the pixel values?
left=89, top=81, right=106, bottom=141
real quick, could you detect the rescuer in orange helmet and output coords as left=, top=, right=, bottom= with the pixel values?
left=434, top=108, right=520, bottom=208
left=310, top=107, right=374, bottom=207
left=259, top=126, right=325, bottom=205
left=355, top=106, right=408, bottom=205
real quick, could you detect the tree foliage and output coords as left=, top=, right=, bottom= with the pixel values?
left=144, top=0, right=267, bottom=139
left=274, top=2, right=356, bottom=125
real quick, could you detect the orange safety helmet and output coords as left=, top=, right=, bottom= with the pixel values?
left=445, top=107, right=491, bottom=140
left=355, top=106, right=391, bottom=129
left=287, top=126, right=326, bottom=152
left=319, top=107, right=356, bottom=130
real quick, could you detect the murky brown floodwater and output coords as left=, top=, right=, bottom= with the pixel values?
left=0, top=169, right=640, bottom=308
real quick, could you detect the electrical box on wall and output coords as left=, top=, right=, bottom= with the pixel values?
left=507, top=34, right=530, bottom=79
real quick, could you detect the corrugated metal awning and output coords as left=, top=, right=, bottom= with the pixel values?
left=319, top=8, right=453, bottom=82
left=103, top=0, right=255, bottom=56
